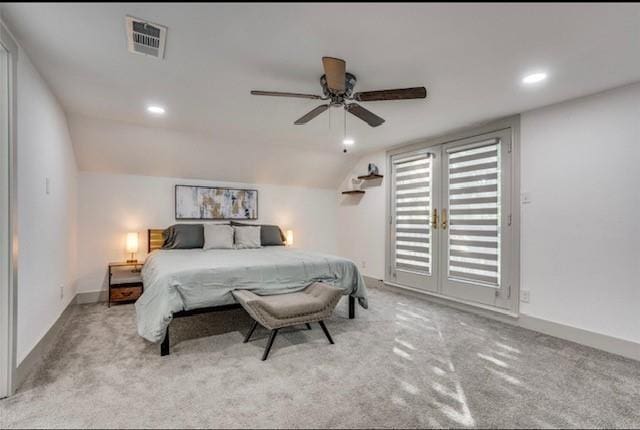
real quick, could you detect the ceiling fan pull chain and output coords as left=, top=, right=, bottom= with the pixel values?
left=343, top=107, right=349, bottom=153
left=343, top=107, right=347, bottom=140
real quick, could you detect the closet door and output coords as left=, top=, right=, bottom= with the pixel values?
left=389, top=147, right=441, bottom=292
left=439, top=130, right=513, bottom=308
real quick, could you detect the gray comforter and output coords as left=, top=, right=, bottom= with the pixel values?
left=135, top=247, right=368, bottom=343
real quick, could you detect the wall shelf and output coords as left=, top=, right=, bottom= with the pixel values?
left=357, top=174, right=384, bottom=180
left=341, top=190, right=365, bottom=195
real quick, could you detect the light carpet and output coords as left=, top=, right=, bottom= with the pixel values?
left=1, top=287, right=639, bottom=429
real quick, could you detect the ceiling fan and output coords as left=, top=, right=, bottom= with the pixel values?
left=251, top=57, right=427, bottom=127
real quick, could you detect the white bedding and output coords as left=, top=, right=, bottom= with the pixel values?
left=135, top=247, right=368, bottom=342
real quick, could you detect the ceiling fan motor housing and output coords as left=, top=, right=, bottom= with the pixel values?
left=320, top=72, right=357, bottom=101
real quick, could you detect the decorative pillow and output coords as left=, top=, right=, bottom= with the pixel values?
left=162, top=224, right=204, bottom=249
left=231, top=222, right=286, bottom=246
left=203, top=224, right=234, bottom=249
left=234, top=226, right=262, bottom=249
left=260, top=225, right=286, bottom=246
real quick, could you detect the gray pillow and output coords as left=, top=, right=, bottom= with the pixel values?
left=231, top=222, right=285, bottom=246
left=260, top=225, right=286, bottom=246
left=162, top=224, right=204, bottom=249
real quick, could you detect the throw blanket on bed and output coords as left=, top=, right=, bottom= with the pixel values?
left=135, top=247, right=368, bottom=343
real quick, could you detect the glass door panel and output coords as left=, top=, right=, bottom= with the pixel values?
left=440, top=130, right=512, bottom=308
left=390, top=147, right=441, bottom=292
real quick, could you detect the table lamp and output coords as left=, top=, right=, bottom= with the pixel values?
left=126, top=232, right=139, bottom=263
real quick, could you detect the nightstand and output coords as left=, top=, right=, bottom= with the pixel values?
left=108, top=262, right=144, bottom=307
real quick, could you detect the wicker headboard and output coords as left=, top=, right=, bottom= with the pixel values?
left=148, top=229, right=165, bottom=253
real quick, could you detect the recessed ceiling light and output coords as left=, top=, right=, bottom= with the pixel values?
left=147, top=105, right=166, bottom=115
left=343, top=138, right=355, bottom=146
left=522, top=72, right=547, bottom=85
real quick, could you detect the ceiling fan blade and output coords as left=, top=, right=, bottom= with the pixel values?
left=251, top=90, right=321, bottom=100
left=346, top=103, right=385, bottom=127
left=354, top=87, right=427, bottom=102
left=322, top=57, right=346, bottom=93
left=294, top=104, right=330, bottom=125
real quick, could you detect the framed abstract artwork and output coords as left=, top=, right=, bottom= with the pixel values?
left=174, top=185, right=258, bottom=220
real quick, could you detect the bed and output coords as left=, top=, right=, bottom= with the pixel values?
left=136, top=229, right=368, bottom=355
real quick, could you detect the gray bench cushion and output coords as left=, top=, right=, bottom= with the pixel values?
left=233, top=283, right=343, bottom=329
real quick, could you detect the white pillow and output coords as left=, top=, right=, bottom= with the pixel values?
left=234, top=226, right=261, bottom=249
left=203, top=224, right=234, bottom=249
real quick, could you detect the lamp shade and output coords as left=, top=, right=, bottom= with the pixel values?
left=126, top=232, right=139, bottom=254
left=285, top=230, right=294, bottom=246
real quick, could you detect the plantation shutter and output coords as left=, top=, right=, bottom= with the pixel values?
left=393, top=152, right=432, bottom=274
left=447, top=140, right=501, bottom=286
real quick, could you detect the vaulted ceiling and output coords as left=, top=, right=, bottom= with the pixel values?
left=2, top=3, right=639, bottom=188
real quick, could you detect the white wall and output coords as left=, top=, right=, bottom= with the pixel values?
left=16, top=49, right=78, bottom=363
left=76, top=172, right=338, bottom=294
left=336, top=153, right=387, bottom=280
left=520, top=83, right=640, bottom=344
left=337, top=82, right=640, bottom=345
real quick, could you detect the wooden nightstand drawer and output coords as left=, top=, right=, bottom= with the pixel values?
left=108, top=261, right=144, bottom=307
left=110, top=286, right=142, bottom=302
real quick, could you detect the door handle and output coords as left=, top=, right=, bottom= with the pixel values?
left=432, top=208, right=438, bottom=230
left=442, top=208, right=448, bottom=230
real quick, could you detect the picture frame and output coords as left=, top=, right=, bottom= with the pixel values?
left=174, top=184, right=258, bottom=220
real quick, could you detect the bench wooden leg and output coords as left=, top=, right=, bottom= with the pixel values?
left=305, top=323, right=312, bottom=330
left=161, top=327, right=170, bottom=356
left=262, top=329, right=279, bottom=361
left=349, top=296, right=355, bottom=319
left=318, top=320, right=334, bottom=344
left=244, top=321, right=258, bottom=343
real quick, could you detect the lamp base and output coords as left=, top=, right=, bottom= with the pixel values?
left=126, top=251, right=138, bottom=264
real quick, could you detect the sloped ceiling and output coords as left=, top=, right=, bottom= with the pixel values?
left=67, top=113, right=358, bottom=188
left=2, top=3, right=640, bottom=188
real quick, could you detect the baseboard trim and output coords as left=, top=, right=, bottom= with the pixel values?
left=518, top=314, right=640, bottom=362
left=363, top=276, right=384, bottom=289
left=384, top=282, right=640, bottom=362
left=385, top=282, right=518, bottom=320
left=75, top=290, right=108, bottom=304
left=15, top=297, right=77, bottom=390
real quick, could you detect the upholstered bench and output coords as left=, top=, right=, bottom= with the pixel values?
left=232, top=283, right=343, bottom=360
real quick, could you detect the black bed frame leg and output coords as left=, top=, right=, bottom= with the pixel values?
left=305, top=323, right=312, bottom=330
left=349, top=296, right=355, bottom=319
left=318, top=320, right=334, bottom=344
left=262, top=329, right=279, bottom=361
left=161, top=327, right=170, bottom=356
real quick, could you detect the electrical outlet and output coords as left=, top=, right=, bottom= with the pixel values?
left=521, top=192, right=531, bottom=205
left=59, top=285, right=64, bottom=300
left=521, top=290, right=530, bottom=303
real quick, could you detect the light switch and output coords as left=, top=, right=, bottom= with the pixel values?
left=45, top=177, right=50, bottom=195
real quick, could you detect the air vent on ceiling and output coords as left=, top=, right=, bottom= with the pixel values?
left=125, top=16, right=167, bottom=59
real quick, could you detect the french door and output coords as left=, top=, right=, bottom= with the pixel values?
left=390, top=129, right=514, bottom=310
